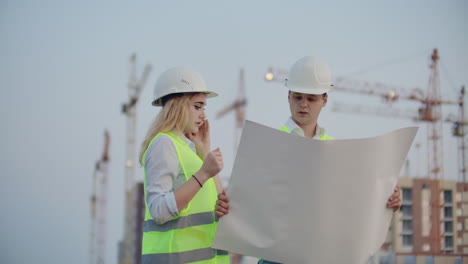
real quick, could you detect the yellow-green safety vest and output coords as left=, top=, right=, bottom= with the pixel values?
left=278, top=126, right=334, bottom=140
left=141, top=132, right=230, bottom=264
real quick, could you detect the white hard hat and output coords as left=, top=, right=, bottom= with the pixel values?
left=152, top=66, right=218, bottom=106
left=286, top=56, right=332, bottom=95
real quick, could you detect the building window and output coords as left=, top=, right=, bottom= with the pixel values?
left=403, top=220, right=413, bottom=232
left=444, top=206, right=453, bottom=219
left=378, top=254, right=396, bottom=264
left=444, top=190, right=453, bottom=204
left=422, top=243, right=430, bottom=252
left=444, top=221, right=453, bottom=233
left=403, top=255, right=416, bottom=264
left=401, top=205, right=413, bottom=217
left=425, top=256, right=434, bottom=264
left=402, top=188, right=412, bottom=202
left=444, top=235, right=454, bottom=248
left=402, top=235, right=413, bottom=246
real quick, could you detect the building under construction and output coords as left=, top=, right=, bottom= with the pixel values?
left=373, top=177, right=468, bottom=264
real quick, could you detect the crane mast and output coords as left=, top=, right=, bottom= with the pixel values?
left=426, top=49, right=443, bottom=179
left=216, top=68, right=247, bottom=151
left=453, top=86, right=467, bottom=183
left=90, top=130, right=110, bottom=264
left=119, top=54, right=152, bottom=264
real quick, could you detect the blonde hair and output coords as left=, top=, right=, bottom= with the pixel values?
left=139, top=94, right=194, bottom=165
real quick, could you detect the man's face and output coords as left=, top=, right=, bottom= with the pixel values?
left=288, top=91, right=328, bottom=125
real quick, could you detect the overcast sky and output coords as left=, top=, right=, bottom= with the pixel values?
left=1, top=1, right=467, bottom=263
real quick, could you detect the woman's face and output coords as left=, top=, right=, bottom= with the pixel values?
left=184, top=93, right=207, bottom=134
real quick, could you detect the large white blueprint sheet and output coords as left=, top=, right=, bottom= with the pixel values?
left=212, top=120, right=418, bottom=264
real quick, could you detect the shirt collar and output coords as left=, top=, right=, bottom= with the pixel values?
left=170, top=129, right=193, bottom=146
left=285, top=117, right=325, bottom=139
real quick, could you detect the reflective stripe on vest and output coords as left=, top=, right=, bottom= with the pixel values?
left=141, top=249, right=229, bottom=264
left=142, top=249, right=228, bottom=264
left=278, top=125, right=334, bottom=140
left=143, top=211, right=215, bottom=232
left=141, top=132, right=229, bottom=264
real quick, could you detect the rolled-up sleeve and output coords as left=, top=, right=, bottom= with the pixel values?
left=144, top=135, right=180, bottom=224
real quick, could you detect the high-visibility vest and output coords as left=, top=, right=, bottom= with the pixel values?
left=141, top=132, right=229, bottom=264
left=278, top=126, right=334, bottom=140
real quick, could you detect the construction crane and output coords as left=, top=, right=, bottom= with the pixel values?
left=119, top=54, right=152, bottom=264
left=453, top=87, right=467, bottom=183
left=264, top=49, right=461, bottom=180
left=330, top=50, right=462, bottom=181
left=90, top=130, right=110, bottom=264
left=216, top=68, right=247, bottom=152
left=331, top=86, right=465, bottom=181
left=330, top=71, right=466, bottom=258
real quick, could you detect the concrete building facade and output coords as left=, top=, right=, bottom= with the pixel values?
left=376, top=177, right=468, bottom=264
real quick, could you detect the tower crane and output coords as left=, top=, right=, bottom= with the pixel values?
left=329, top=68, right=466, bottom=257
left=331, top=86, right=465, bottom=181
left=264, top=49, right=462, bottom=180
left=453, top=87, right=467, bottom=183
left=90, top=130, right=110, bottom=264
left=216, top=68, right=247, bottom=151
left=119, top=54, right=152, bottom=264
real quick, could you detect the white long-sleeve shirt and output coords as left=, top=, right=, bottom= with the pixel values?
left=144, top=131, right=196, bottom=224
left=283, top=117, right=326, bottom=139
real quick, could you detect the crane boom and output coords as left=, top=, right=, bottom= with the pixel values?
left=331, top=102, right=421, bottom=121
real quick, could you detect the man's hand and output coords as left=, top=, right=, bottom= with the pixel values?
left=215, top=190, right=230, bottom=217
left=387, top=184, right=402, bottom=212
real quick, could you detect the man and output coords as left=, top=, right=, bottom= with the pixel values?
left=215, top=56, right=402, bottom=264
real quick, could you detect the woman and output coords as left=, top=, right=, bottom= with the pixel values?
left=140, top=66, right=229, bottom=264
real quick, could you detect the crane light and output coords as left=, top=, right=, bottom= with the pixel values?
left=384, top=90, right=399, bottom=103
left=126, top=159, right=134, bottom=168
left=265, top=72, right=274, bottom=81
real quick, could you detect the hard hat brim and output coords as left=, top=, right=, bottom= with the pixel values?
left=152, top=90, right=218, bottom=106
left=287, top=85, right=331, bottom=95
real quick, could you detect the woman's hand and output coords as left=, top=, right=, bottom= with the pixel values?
left=387, top=184, right=402, bottom=212
left=196, top=148, right=224, bottom=182
left=186, top=119, right=211, bottom=159
left=177, top=148, right=223, bottom=211
left=215, top=190, right=230, bottom=217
